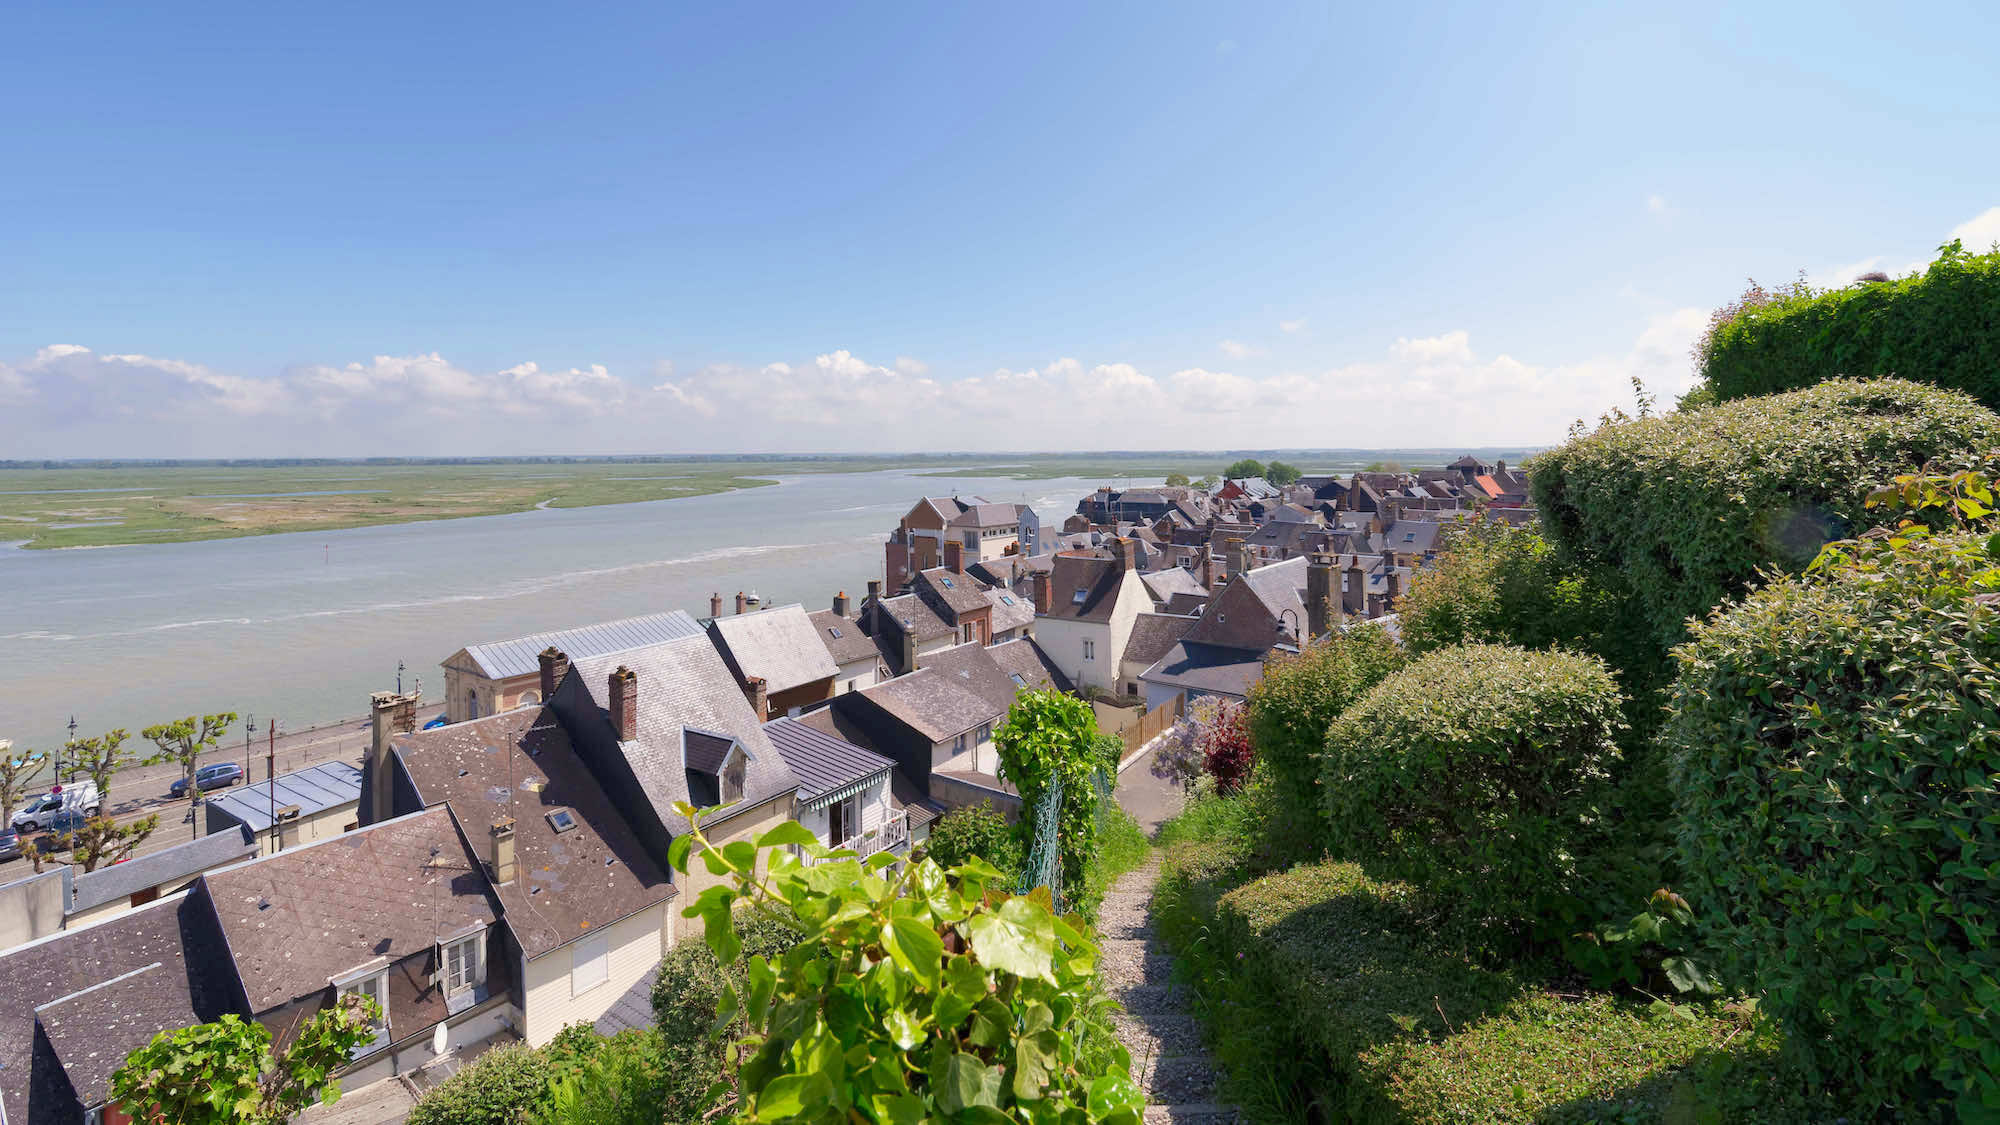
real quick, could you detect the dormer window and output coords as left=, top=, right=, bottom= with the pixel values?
left=441, top=930, right=485, bottom=997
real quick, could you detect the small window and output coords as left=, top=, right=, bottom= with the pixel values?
left=338, top=971, right=391, bottom=1055
left=962, top=623, right=975, bottom=643
left=828, top=625, right=843, bottom=639
left=1071, top=588, right=1088, bottom=605
left=1403, top=532, right=1415, bottom=542
left=1000, top=595, right=1015, bottom=606
left=572, top=932, right=609, bottom=996
left=442, top=933, right=483, bottom=997
left=1083, top=640, right=1096, bottom=660
left=1010, top=673, right=1027, bottom=686
left=954, top=733, right=968, bottom=756
left=977, top=723, right=992, bottom=743
left=940, top=576, right=955, bottom=588
left=547, top=809, right=577, bottom=834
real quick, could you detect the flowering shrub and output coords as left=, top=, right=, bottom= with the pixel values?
left=1192, top=698, right=1253, bottom=794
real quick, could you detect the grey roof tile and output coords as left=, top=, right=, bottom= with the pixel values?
left=764, top=717, right=894, bottom=808
left=458, top=611, right=702, bottom=680
left=708, top=603, right=840, bottom=694
left=69, top=825, right=259, bottom=913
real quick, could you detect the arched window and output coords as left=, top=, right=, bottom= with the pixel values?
left=516, top=690, right=540, bottom=707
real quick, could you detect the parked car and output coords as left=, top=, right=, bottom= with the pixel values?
left=42, top=808, right=92, bottom=841
left=11, top=782, right=103, bottom=832
left=0, top=828, right=20, bottom=862
left=169, top=761, right=244, bottom=797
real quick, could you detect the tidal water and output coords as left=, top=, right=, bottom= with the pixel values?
left=0, top=469, right=1099, bottom=750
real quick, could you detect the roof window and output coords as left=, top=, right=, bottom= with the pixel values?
left=1010, top=673, right=1027, bottom=686
left=1000, top=595, right=1015, bottom=606
left=940, top=577, right=955, bottom=588
left=1071, top=588, right=1088, bottom=605
left=546, top=809, right=578, bottom=834
left=828, top=626, right=843, bottom=639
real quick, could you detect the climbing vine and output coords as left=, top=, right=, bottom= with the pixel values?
left=992, top=690, right=1119, bottom=904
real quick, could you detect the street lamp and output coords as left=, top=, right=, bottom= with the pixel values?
left=397, top=661, right=405, bottom=695
left=244, top=714, right=257, bottom=784
left=63, top=714, right=76, bottom=782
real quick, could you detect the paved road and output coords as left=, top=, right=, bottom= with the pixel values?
left=1116, top=742, right=1189, bottom=837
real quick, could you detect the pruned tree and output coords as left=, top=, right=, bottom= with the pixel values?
left=0, top=741, right=48, bottom=827
left=143, top=713, right=238, bottom=840
left=66, top=728, right=135, bottom=804
left=110, top=996, right=381, bottom=1125
left=56, top=813, right=159, bottom=872
left=1194, top=473, right=1219, bottom=491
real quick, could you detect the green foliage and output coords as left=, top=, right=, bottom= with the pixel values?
left=651, top=911, right=804, bottom=1045
left=64, top=727, right=133, bottom=802
left=1193, top=473, right=1219, bottom=491
left=1528, top=377, right=2000, bottom=658
left=1223, top=458, right=1265, bottom=480
left=406, top=1043, right=554, bottom=1125
left=142, top=712, right=238, bottom=838
left=668, top=808, right=1139, bottom=1123
left=1321, top=644, right=1625, bottom=941
left=532, top=1027, right=684, bottom=1125
left=56, top=811, right=159, bottom=871
left=921, top=802, right=1023, bottom=878
left=1162, top=471, right=1190, bottom=487
left=1698, top=240, right=2000, bottom=411
left=1263, top=460, right=1301, bottom=486
left=1665, top=528, right=2000, bottom=1118
left=1244, top=624, right=1403, bottom=845
left=0, top=743, right=47, bottom=826
left=992, top=690, right=1118, bottom=899
left=1563, top=888, right=1717, bottom=998
left=111, top=997, right=379, bottom=1125
left=1397, top=520, right=1621, bottom=663
left=1071, top=805, right=1149, bottom=922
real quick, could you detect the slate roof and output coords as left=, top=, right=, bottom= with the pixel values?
left=1124, top=613, right=1197, bottom=668
left=456, top=611, right=702, bottom=680
left=683, top=729, right=735, bottom=774
left=1384, top=520, right=1442, bottom=554
left=763, top=717, right=895, bottom=809
left=1041, top=554, right=1136, bottom=623
left=709, top=603, right=840, bottom=694
left=917, top=642, right=1031, bottom=716
left=1185, top=556, right=1308, bottom=652
left=207, top=760, right=362, bottom=833
left=69, top=824, right=258, bottom=913
left=856, top=663, right=1006, bottom=744
left=986, top=637, right=1072, bottom=696
left=567, top=634, right=800, bottom=833
left=391, top=706, right=676, bottom=959
left=913, top=567, right=992, bottom=618
left=202, top=807, right=499, bottom=1014
left=874, top=593, right=955, bottom=642
left=1139, top=640, right=1269, bottom=700
left=947, top=502, right=1023, bottom=529
left=1164, top=591, right=1210, bottom=616
left=808, top=609, right=878, bottom=666
left=985, top=586, right=1036, bottom=633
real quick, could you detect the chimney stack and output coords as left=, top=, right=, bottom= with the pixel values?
left=1307, top=553, right=1336, bottom=639
left=1228, top=537, right=1252, bottom=577
left=367, top=689, right=418, bottom=824
left=1366, top=592, right=1384, bottom=619
left=537, top=646, right=569, bottom=701
left=710, top=592, right=723, bottom=618
left=1109, top=536, right=1133, bottom=572
left=1343, top=556, right=1367, bottom=617
left=943, top=539, right=965, bottom=574
left=866, top=578, right=882, bottom=603
left=734, top=591, right=748, bottom=616
left=1031, top=569, right=1053, bottom=614
left=746, top=675, right=769, bottom=721
left=609, top=666, right=637, bottom=741
left=1200, top=548, right=1216, bottom=591
left=832, top=590, right=850, bottom=617
left=900, top=624, right=918, bottom=675
left=1385, top=569, right=1404, bottom=610
left=490, top=818, right=517, bottom=884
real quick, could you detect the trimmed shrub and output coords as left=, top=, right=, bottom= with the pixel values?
left=533, top=1026, right=687, bottom=1125
left=920, top=801, right=1021, bottom=876
left=1397, top=519, right=1620, bottom=662
left=1321, top=644, right=1624, bottom=933
left=1529, top=377, right=2000, bottom=654
left=406, top=1042, right=552, bottom=1125
left=1244, top=623, right=1402, bottom=841
left=1699, top=241, right=2000, bottom=410
left=650, top=912, right=801, bottom=1044
left=1666, top=530, right=2000, bottom=1117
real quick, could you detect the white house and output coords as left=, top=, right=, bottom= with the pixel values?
left=1030, top=539, right=1150, bottom=696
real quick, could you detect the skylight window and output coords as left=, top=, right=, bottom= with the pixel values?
left=1072, top=588, right=1088, bottom=605
left=940, top=577, right=955, bottom=588
left=1403, top=532, right=1415, bottom=542
left=828, top=626, right=843, bottom=639
left=1010, top=673, right=1026, bottom=686
left=546, top=809, right=578, bottom=834
left=1000, top=595, right=1015, bottom=606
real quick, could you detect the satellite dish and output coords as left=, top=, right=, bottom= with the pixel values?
left=432, top=1021, right=448, bottom=1056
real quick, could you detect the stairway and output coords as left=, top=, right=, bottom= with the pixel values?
left=1095, top=854, right=1240, bottom=1124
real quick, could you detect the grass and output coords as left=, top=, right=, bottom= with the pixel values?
left=1071, top=803, right=1151, bottom=922
left=1148, top=787, right=1863, bottom=1124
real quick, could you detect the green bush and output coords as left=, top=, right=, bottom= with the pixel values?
left=406, top=1043, right=552, bottom=1125
left=1529, top=377, right=2000, bottom=655
left=1665, top=530, right=2000, bottom=1118
left=1244, top=623, right=1402, bottom=845
left=1699, top=241, right=2000, bottom=410
left=532, top=1027, right=683, bottom=1125
left=921, top=801, right=1022, bottom=876
left=1321, top=644, right=1624, bottom=937
left=1072, top=804, right=1149, bottom=921
left=650, top=912, right=801, bottom=1043
left=1397, top=519, right=1621, bottom=662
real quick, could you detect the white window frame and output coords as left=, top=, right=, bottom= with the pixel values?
left=334, top=966, right=392, bottom=1055
left=572, top=931, right=610, bottom=997
left=441, top=932, right=483, bottom=998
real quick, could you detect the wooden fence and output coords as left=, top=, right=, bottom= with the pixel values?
left=1121, top=695, right=1185, bottom=756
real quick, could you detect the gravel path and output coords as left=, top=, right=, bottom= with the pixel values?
left=1097, top=853, right=1240, bottom=1124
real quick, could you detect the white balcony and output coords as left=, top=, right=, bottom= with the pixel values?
left=814, top=809, right=909, bottom=864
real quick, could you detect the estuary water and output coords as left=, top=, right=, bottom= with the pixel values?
left=0, top=469, right=1099, bottom=750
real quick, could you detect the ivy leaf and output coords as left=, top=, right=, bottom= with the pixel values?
left=756, top=821, right=819, bottom=849
left=1012, top=1029, right=1059, bottom=1099
left=1663, top=955, right=1716, bottom=995
left=938, top=1052, right=1001, bottom=1113
left=884, top=916, right=944, bottom=991
left=961, top=897, right=1056, bottom=982
left=934, top=955, right=987, bottom=1030
left=883, top=1006, right=925, bottom=1051
left=753, top=1072, right=832, bottom=1120
left=1089, top=1071, right=1145, bottom=1114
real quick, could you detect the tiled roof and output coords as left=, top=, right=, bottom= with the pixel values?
left=857, top=663, right=1006, bottom=744
left=207, top=760, right=362, bottom=832
left=392, top=707, right=675, bottom=959
left=947, top=502, right=1023, bottom=529
left=985, top=587, right=1036, bottom=633
left=875, top=593, right=954, bottom=642
left=764, top=717, right=895, bottom=808
left=1185, top=556, right=1308, bottom=652
left=1040, top=554, right=1135, bottom=623
left=808, top=609, right=878, bottom=666
left=915, top=642, right=1027, bottom=716
left=1124, top=613, right=1197, bottom=668
left=201, top=807, right=498, bottom=1014
left=567, top=634, right=800, bottom=833
left=1141, top=566, right=1206, bottom=606
left=70, top=824, right=259, bottom=913
left=709, top=603, right=839, bottom=694
left=457, top=611, right=702, bottom=680
left=913, top=567, right=992, bottom=618
left=986, top=638, right=1070, bottom=695
left=1139, top=640, right=1268, bottom=699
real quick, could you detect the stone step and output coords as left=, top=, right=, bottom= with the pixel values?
left=1111, top=1009, right=1209, bottom=1058
left=1143, top=1104, right=1240, bottom=1124
left=1137, top=1052, right=1222, bottom=1105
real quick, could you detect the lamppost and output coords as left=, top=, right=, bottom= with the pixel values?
left=243, top=714, right=256, bottom=784
left=397, top=661, right=405, bottom=695
left=1277, top=608, right=1301, bottom=645
left=63, top=714, right=76, bottom=783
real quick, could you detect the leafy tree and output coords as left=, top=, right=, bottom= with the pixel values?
left=54, top=813, right=159, bottom=872
left=1147, top=719, right=1204, bottom=794
left=143, top=713, right=237, bottom=840
left=1163, top=471, right=1191, bottom=487
left=405, top=1044, right=552, bottom=1125
left=922, top=802, right=1022, bottom=876
left=1263, top=461, right=1302, bottom=486
left=0, top=741, right=48, bottom=826
left=992, top=690, right=1118, bottom=898
left=1194, top=474, right=1219, bottom=491
left=110, top=996, right=380, bottom=1125
left=668, top=809, right=1140, bottom=1123
left=1224, top=458, right=1265, bottom=480
left=66, top=727, right=135, bottom=804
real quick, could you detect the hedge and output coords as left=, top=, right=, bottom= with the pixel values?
left=1396, top=519, right=1619, bottom=663
left=405, top=1043, right=552, bottom=1125
left=1243, top=623, right=1402, bottom=846
left=650, top=912, right=802, bottom=1043
left=1528, top=378, right=2000, bottom=654
left=1699, top=242, right=2000, bottom=410
left=1665, top=531, right=2000, bottom=1118
left=921, top=801, right=1022, bottom=876
left=1321, top=644, right=1624, bottom=937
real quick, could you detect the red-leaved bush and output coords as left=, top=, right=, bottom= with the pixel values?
left=1195, top=698, right=1254, bottom=794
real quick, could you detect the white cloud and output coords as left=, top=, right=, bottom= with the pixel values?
left=1217, top=339, right=1265, bottom=359
left=1390, top=330, right=1474, bottom=364
left=1950, top=206, right=2000, bottom=251
left=1278, top=318, right=1307, bottom=335
left=894, top=356, right=930, bottom=376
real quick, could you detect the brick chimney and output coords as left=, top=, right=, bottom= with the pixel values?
left=943, top=539, right=965, bottom=574
left=1228, top=537, right=1252, bottom=577
left=734, top=591, right=748, bottom=615
left=866, top=578, right=882, bottom=602
left=538, top=646, right=569, bottom=701
left=1307, top=553, right=1336, bottom=638
left=747, top=675, right=769, bottom=722
left=710, top=591, right=723, bottom=618
left=1385, top=569, right=1404, bottom=610
left=1200, top=549, right=1216, bottom=591
left=1366, top=592, right=1384, bottom=618
left=1343, top=556, right=1366, bottom=617
left=832, top=590, right=850, bottom=617
left=1031, top=569, right=1053, bottom=614
left=489, top=817, right=516, bottom=884
left=609, top=666, right=637, bottom=741
left=1109, top=536, right=1132, bottom=572
left=367, top=689, right=418, bottom=825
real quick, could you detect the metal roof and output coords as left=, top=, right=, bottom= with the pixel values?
left=68, top=825, right=258, bottom=913
left=763, top=717, right=894, bottom=809
left=205, top=761, right=362, bottom=832
left=459, top=610, right=702, bottom=680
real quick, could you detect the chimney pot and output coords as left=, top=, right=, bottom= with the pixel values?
left=537, top=646, right=569, bottom=701
left=1031, top=569, right=1053, bottom=614
left=1228, top=536, right=1252, bottom=577
left=710, top=591, right=723, bottom=618
left=609, top=666, right=638, bottom=741
left=832, top=590, right=850, bottom=617
left=490, top=817, right=517, bottom=884
left=747, top=675, right=769, bottom=722
left=734, top=591, right=748, bottom=615
left=866, top=578, right=882, bottom=601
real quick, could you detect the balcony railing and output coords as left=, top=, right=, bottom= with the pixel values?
left=815, top=809, right=910, bottom=864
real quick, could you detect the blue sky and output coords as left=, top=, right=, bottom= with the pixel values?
left=4, top=1, right=1997, bottom=456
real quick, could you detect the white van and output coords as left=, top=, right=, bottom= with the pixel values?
left=12, top=782, right=103, bottom=831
